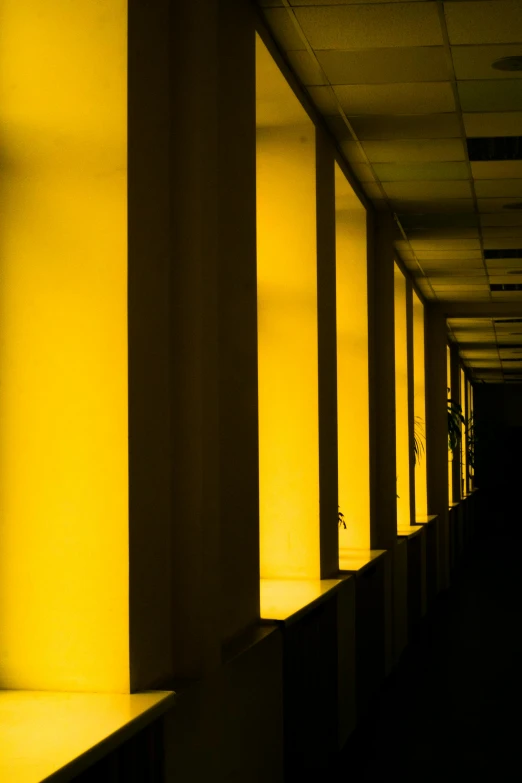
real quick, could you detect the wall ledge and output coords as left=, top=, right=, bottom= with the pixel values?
left=0, top=690, right=174, bottom=783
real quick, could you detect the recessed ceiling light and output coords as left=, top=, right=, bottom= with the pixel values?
left=503, top=202, right=522, bottom=210
left=507, top=269, right=522, bottom=274
left=492, top=56, right=522, bottom=72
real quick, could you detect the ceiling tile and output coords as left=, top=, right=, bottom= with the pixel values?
left=315, top=47, right=450, bottom=85
left=396, top=249, right=416, bottom=261
left=432, top=284, right=489, bottom=291
left=482, top=226, right=522, bottom=238
left=483, top=237, right=522, bottom=249
left=461, top=350, right=499, bottom=358
left=421, top=258, right=485, bottom=269
left=471, top=161, right=522, bottom=179
left=474, top=180, right=522, bottom=198
left=399, top=213, right=479, bottom=229
left=453, top=334, right=496, bottom=343
left=448, top=318, right=495, bottom=330
left=391, top=198, right=475, bottom=212
left=261, top=9, right=305, bottom=51
left=490, top=275, right=522, bottom=284
left=463, top=112, right=522, bottom=138
left=458, top=80, right=522, bottom=112
left=435, top=290, right=491, bottom=299
left=288, top=0, right=427, bottom=4
left=346, top=114, right=462, bottom=140
left=406, top=227, right=481, bottom=239
left=307, top=85, right=338, bottom=114
left=286, top=51, right=328, bottom=86
left=334, top=82, right=455, bottom=115
left=414, top=249, right=483, bottom=260
left=445, top=1, right=522, bottom=45
left=409, top=239, right=481, bottom=249
left=492, top=290, right=522, bottom=299
left=294, top=4, right=444, bottom=50
left=339, top=141, right=369, bottom=165
left=363, top=138, right=466, bottom=163
left=452, top=44, right=522, bottom=80
left=494, top=326, right=522, bottom=335
left=349, top=163, right=377, bottom=183
left=486, top=257, right=522, bottom=267
left=466, top=359, right=502, bottom=367
left=383, top=180, right=472, bottom=199
left=487, top=268, right=522, bottom=277
left=361, top=182, right=384, bottom=199
left=429, top=277, right=488, bottom=285
left=478, top=198, right=522, bottom=212
left=448, top=317, right=491, bottom=326
left=481, top=213, right=522, bottom=226
left=324, top=115, right=356, bottom=142
left=430, top=272, right=487, bottom=281
left=374, top=162, right=469, bottom=181
left=433, top=285, right=489, bottom=299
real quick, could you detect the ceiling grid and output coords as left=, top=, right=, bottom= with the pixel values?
left=258, top=0, right=522, bottom=381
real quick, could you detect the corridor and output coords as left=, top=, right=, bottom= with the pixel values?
left=335, top=503, right=521, bottom=781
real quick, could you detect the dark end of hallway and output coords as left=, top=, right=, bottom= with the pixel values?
left=323, top=500, right=522, bottom=781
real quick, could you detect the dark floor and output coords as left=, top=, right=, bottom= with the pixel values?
left=335, top=494, right=522, bottom=781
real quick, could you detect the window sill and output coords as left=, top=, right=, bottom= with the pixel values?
left=0, top=689, right=175, bottom=783
left=338, top=548, right=387, bottom=575
left=397, top=525, right=424, bottom=539
left=260, top=577, right=349, bottom=625
left=415, top=514, right=438, bottom=525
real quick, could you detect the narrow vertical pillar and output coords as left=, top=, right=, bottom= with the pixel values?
left=129, top=0, right=174, bottom=690
left=450, top=343, right=462, bottom=502
left=425, top=307, right=450, bottom=590
left=394, top=264, right=411, bottom=527
left=369, top=213, right=397, bottom=549
left=216, top=0, right=260, bottom=645
left=165, top=0, right=260, bottom=680
left=413, top=291, right=428, bottom=519
left=316, top=127, right=339, bottom=578
left=167, top=0, right=222, bottom=679
left=406, top=280, right=416, bottom=526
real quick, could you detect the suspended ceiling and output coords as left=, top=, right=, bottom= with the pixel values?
left=257, top=0, right=522, bottom=380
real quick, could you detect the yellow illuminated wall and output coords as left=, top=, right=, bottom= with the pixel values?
left=256, top=35, right=320, bottom=579
left=460, top=368, right=467, bottom=496
left=0, top=1, right=129, bottom=691
left=469, top=381, right=474, bottom=491
left=335, top=164, right=369, bottom=551
left=413, top=291, right=428, bottom=519
left=394, top=264, right=411, bottom=527
left=447, top=345, right=453, bottom=506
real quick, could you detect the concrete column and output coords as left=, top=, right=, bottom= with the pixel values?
left=163, top=0, right=222, bottom=681
left=406, top=279, right=416, bottom=525
left=216, top=0, right=260, bottom=647
left=425, top=307, right=450, bottom=590
left=316, top=127, right=339, bottom=578
left=369, top=212, right=397, bottom=549
left=450, top=342, right=462, bottom=502
left=144, top=0, right=259, bottom=682
left=128, top=0, right=177, bottom=690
